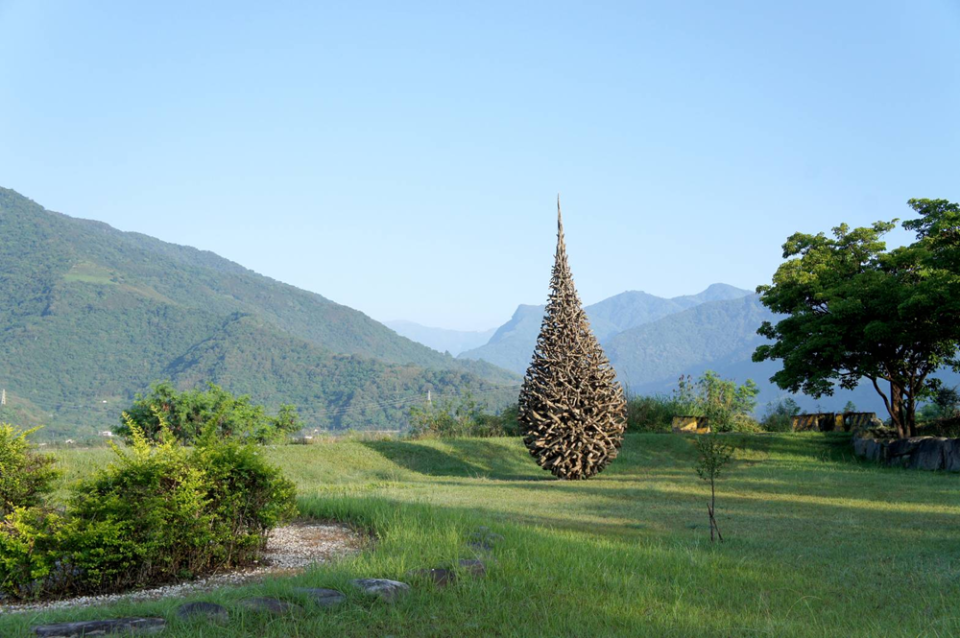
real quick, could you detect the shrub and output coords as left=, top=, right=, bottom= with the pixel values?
left=626, top=395, right=683, bottom=432
left=626, top=372, right=761, bottom=433
left=0, top=424, right=60, bottom=517
left=115, top=381, right=301, bottom=444
left=408, top=395, right=515, bottom=438
left=0, top=417, right=297, bottom=599
left=760, top=398, right=801, bottom=432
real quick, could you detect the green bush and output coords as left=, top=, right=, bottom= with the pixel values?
left=760, top=398, right=801, bottom=432
left=0, top=417, right=297, bottom=599
left=115, top=381, right=301, bottom=444
left=626, top=372, right=761, bottom=433
left=408, top=396, right=516, bottom=438
left=0, top=424, right=60, bottom=517
left=626, top=395, right=684, bottom=432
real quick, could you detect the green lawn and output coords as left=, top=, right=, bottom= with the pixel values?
left=3, top=433, right=959, bottom=637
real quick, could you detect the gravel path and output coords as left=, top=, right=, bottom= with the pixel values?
left=0, top=521, right=362, bottom=614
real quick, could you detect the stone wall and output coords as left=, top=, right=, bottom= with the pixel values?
left=852, top=435, right=960, bottom=472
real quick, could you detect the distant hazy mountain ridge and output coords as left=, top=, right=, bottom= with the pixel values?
left=458, top=283, right=754, bottom=373
left=383, top=320, right=496, bottom=356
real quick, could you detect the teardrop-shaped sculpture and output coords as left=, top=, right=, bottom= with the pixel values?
left=518, top=199, right=627, bottom=480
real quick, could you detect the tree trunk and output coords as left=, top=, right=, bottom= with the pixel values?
left=891, top=382, right=905, bottom=439
left=904, top=391, right=917, bottom=438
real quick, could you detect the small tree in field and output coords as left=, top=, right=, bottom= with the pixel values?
left=694, top=434, right=735, bottom=542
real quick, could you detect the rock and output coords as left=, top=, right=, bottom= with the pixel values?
left=886, top=438, right=921, bottom=466
left=912, top=438, right=947, bottom=471
left=852, top=436, right=868, bottom=458
left=945, top=440, right=960, bottom=472
left=470, top=529, right=504, bottom=544
left=458, top=558, right=487, bottom=578
left=405, top=568, right=457, bottom=586
left=240, top=597, right=302, bottom=614
left=176, top=601, right=229, bottom=623
left=33, top=618, right=166, bottom=637
left=467, top=541, right=494, bottom=553
left=292, top=587, right=347, bottom=608
left=350, top=578, right=410, bottom=602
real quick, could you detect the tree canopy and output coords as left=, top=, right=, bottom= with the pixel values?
left=116, top=381, right=302, bottom=444
left=754, top=198, right=960, bottom=437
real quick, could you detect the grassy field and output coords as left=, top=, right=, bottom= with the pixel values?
left=2, top=433, right=959, bottom=637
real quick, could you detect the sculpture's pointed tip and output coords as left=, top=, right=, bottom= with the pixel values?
left=557, top=194, right=563, bottom=234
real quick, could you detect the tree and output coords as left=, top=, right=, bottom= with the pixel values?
left=754, top=199, right=960, bottom=438
left=760, top=398, right=801, bottom=432
left=693, top=434, right=735, bottom=542
left=518, top=200, right=627, bottom=479
left=919, top=385, right=960, bottom=422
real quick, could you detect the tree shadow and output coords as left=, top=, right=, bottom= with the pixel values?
left=361, top=439, right=551, bottom=481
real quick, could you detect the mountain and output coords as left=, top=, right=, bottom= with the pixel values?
left=458, top=284, right=753, bottom=374
left=383, top=320, right=496, bottom=356
left=0, top=187, right=517, bottom=438
left=605, top=294, right=960, bottom=416
left=605, top=295, right=773, bottom=388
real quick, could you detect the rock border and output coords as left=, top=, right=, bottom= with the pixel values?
left=852, top=434, right=960, bottom=471
left=28, top=525, right=501, bottom=635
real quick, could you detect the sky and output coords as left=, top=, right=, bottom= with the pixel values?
left=1, top=1, right=958, bottom=331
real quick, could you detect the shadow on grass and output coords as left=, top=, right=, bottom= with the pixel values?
left=361, top=438, right=550, bottom=481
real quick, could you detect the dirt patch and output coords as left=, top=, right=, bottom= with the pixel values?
left=0, top=521, right=363, bottom=614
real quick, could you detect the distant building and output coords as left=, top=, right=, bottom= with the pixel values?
left=98, top=431, right=114, bottom=437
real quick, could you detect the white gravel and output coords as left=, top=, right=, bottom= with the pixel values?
left=0, top=521, right=362, bottom=614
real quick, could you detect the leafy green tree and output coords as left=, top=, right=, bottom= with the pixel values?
left=116, top=381, right=301, bottom=444
left=754, top=199, right=960, bottom=438
left=918, top=386, right=960, bottom=422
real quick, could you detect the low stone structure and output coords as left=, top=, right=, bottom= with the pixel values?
left=671, top=416, right=710, bottom=434
left=792, top=412, right=881, bottom=432
left=852, top=434, right=960, bottom=472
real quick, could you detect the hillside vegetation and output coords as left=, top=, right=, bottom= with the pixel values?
left=5, top=433, right=958, bottom=637
left=0, top=188, right=517, bottom=437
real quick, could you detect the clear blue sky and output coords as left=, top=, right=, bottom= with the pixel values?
left=1, top=1, right=957, bottom=330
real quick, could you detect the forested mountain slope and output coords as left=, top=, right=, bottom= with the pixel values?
left=0, top=188, right=516, bottom=437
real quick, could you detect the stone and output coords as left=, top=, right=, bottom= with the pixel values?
left=470, top=528, right=504, bottom=543
left=350, top=578, right=410, bottom=602
left=467, top=541, right=494, bottom=553
left=852, top=436, right=868, bottom=458
left=175, top=601, right=229, bottom=623
left=240, top=597, right=302, bottom=614
left=911, top=438, right=946, bottom=471
left=458, top=558, right=487, bottom=578
left=945, top=440, right=960, bottom=472
left=292, top=587, right=347, bottom=608
left=33, top=618, right=166, bottom=637
left=886, top=438, right=922, bottom=466
left=405, top=568, right=457, bottom=586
